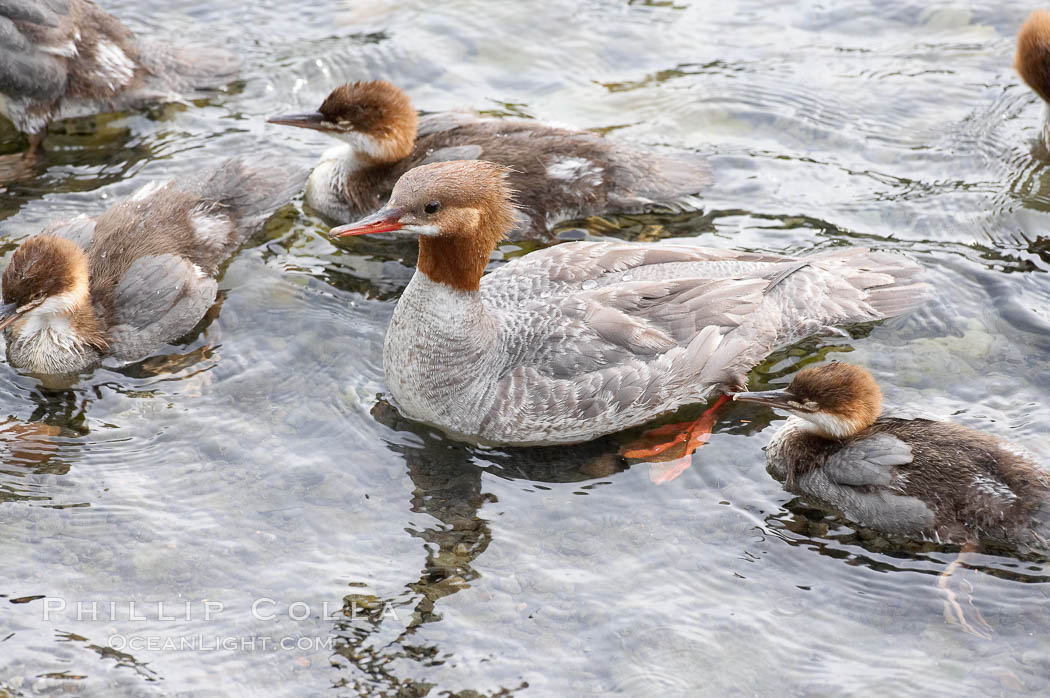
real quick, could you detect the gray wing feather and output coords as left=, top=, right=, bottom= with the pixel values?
left=107, top=254, right=217, bottom=360
left=476, top=245, right=778, bottom=441
left=794, top=434, right=927, bottom=535
left=823, top=433, right=914, bottom=487
left=559, top=276, right=767, bottom=351
left=111, top=255, right=188, bottom=329
left=470, top=241, right=925, bottom=444
left=0, top=10, right=67, bottom=101
left=796, top=468, right=935, bottom=534
left=485, top=241, right=789, bottom=291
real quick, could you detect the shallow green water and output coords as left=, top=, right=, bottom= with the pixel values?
left=2, top=0, right=1050, bottom=695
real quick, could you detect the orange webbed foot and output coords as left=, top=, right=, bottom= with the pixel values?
left=621, top=393, right=731, bottom=483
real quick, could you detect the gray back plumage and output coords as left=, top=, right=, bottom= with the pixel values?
left=186, top=156, right=308, bottom=244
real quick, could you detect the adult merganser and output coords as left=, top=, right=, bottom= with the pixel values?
left=734, top=362, right=1050, bottom=551
left=268, top=80, right=711, bottom=240
left=1015, top=9, right=1050, bottom=148
left=0, top=0, right=237, bottom=178
left=329, top=160, right=927, bottom=462
left=0, top=158, right=305, bottom=375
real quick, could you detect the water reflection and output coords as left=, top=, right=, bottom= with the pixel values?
left=324, top=400, right=623, bottom=694
left=0, top=90, right=242, bottom=224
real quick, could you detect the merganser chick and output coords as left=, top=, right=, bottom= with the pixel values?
left=329, top=160, right=927, bottom=452
left=268, top=80, right=711, bottom=240
left=734, top=363, right=1050, bottom=551
left=1015, top=10, right=1050, bottom=148
left=0, top=0, right=237, bottom=177
left=0, top=158, right=305, bottom=375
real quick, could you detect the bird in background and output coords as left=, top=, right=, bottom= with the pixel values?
left=0, top=157, right=306, bottom=376
left=0, top=0, right=238, bottom=180
left=269, top=80, right=711, bottom=240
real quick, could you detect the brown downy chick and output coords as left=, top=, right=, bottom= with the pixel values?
left=735, top=362, right=1050, bottom=551
left=1, top=158, right=305, bottom=376
left=268, top=79, right=711, bottom=240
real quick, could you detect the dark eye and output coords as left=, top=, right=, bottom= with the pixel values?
left=424, top=201, right=441, bottom=215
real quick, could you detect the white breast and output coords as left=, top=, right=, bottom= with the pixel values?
left=305, top=144, right=355, bottom=220
left=383, top=274, right=502, bottom=437
left=9, top=309, right=90, bottom=374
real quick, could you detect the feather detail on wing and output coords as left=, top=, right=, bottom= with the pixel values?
left=796, top=467, right=936, bottom=534
left=485, top=241, right=787, bottom=290
left=468, top=241, right=927, bottom=443
left=106, top=253, right=217, bottom=361
left=823, top=433, right=915, bottom=488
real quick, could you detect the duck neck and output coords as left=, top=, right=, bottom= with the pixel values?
left=395, top=271, right=490, bottom=336
left=351, top=159, right=404, bottom=212
left=416, top=235, right=491, bottom=293
left=309, top=143, right=404, bottom=218
left=385, top=271, right=499, bottom=422
left=794, top=412, right=866, bottom=441
left=768, top=416, right=841, bottom=492
left=386, top=267, right=499, bottom=375
left=336, top=132, right=411, bottom=214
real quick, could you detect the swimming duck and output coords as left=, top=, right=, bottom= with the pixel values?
left=734, top=362, right=1050, bottom=552
left=0, top=157, right=305, bottom=375
left=269, top=80, right=711, bottom=239
left=0, top=0, right=237, bottom=178
left=329, top=160, right=927, bottom=464
left=1015, top=9, right=1050, bottom=148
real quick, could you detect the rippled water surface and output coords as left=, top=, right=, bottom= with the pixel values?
left=2, top=0, right=1050, bottom=695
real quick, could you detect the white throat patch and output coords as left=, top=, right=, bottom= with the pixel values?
left=329, top=131, right=388, bottom=162
left=402, top=223, right=441, bottom=237
left=15, top=277, right=91, bottom=361
left=794, top=411, right=858, bottom=440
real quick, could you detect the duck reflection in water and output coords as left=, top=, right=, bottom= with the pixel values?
left=323, top=398, right=626, bottom=694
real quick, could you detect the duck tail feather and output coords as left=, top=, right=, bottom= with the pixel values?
left=190, top=156, right=307, bottom=238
